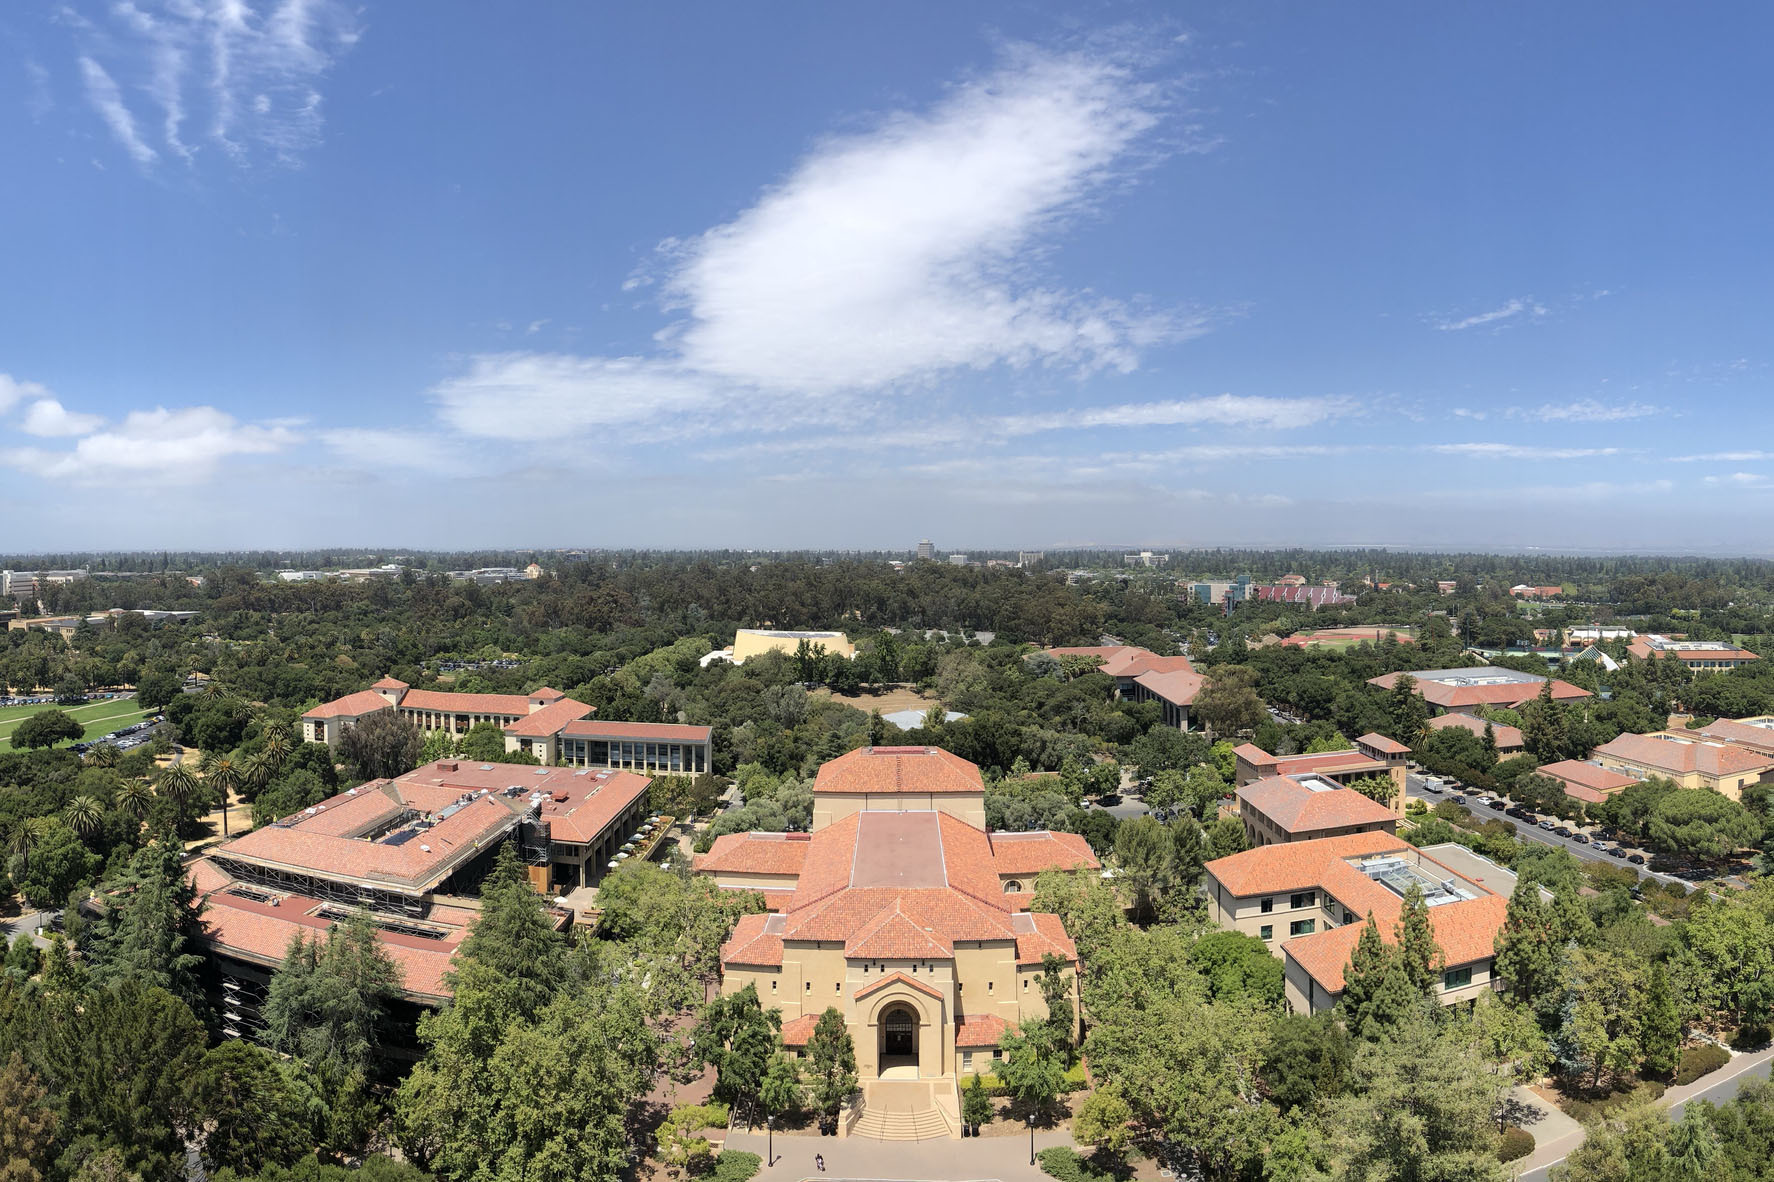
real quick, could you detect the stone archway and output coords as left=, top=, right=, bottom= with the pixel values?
left=878, top=1003, right=920, bottom=1079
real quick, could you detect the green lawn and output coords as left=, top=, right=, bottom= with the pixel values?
left=0, top=695, right=153, bottom=750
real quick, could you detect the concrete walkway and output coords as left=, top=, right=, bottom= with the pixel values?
left=726, top=1125, right=1077, bottom=1182
left=1517, top=1042, right=1774, bottom=1181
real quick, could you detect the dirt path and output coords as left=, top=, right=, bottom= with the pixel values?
left=811, top=684, right=942, bottom=714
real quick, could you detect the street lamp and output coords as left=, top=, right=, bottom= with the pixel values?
left=1027, top=1113, right=1036, bottom=1166
left=766, top=1115, right=774, bottom=1167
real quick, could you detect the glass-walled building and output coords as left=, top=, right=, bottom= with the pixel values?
left=559, top=720, right=713, bottom=776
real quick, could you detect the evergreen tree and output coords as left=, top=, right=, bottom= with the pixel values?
left=804, top=1007, right=857, bottom=1131
left=184, top=1042, right=309, bottom=1174
left=0, top=1052, right=57, bottom=1182
left=81, top=835, right=206, bottom=1017
left=261, top=910, right=403, bottom=1080
left=452, top=843, right=569, bottom=1021
left=1640, top=961, right=1682, bottom=1078
left=1394, top=884, right=1446, bottom=999
left=1340, top=915, right=1421, bottom=1040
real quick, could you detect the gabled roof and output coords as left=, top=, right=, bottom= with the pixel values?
left=813, top=746, right=984, bottom=795
left=1356, top=732, right=1410, bottom=754
left=987, top=830, right=1100, bottom=876
left=398, top=689, right=535, bottom=716
left=371, top=677, right=409, bottom=690
left=693, top=832, right=812, bottom=876
left=302, top=690, right=394, bottom=721
left=955, top=1013, right=1013, bottom=1047
left=855, top=971, right=946, bottom=1002
left=1367, top=669, right=1591, bottom=709
left=1695, top=717, right=1774, bottom=755
left=502, top=696, right=594, bottom=736
left=720, top=912, right=784, bottom=967
left=781, top=1014, right=821, bottom=1046
left=1205, top=831, right=1408, bottom=898
left=1236, top=775, right=1396, bottom=835
left=1131, top=668, right=1205, bottom=707
left=1282, top=894, right=1508, bottom=994
left=1426, top=714, right=1525, bottom=749
left=848, top=905, right=952, bottom=961
left=1594, top=732, right=1774, bottom=777
left=562, top=719, right=713, bottom=743
left=1537, top=759, right=1641, bottom=794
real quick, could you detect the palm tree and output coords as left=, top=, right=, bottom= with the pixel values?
left=260, top=727, right=293, bottom=771
left=82, top=743, right=118, bottom=769
left=240, top=750, right=274, bottom=805
left=7, top=818, right=51, bottom=881
left=157, top=763, right=200, bottom=833
left=116, top=779, right=153, bottom=823
left=203, top=753, right=242, bottom=839
left=64, top=796, right=103, bottom=838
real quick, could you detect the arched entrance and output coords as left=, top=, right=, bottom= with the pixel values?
left=879, top=1003, right=919, bottom=1077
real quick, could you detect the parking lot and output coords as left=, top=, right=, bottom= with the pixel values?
left=1406, top=769, right=1700, bottom=889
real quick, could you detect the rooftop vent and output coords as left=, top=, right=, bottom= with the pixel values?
left=438, top=761, right=459, bottom=772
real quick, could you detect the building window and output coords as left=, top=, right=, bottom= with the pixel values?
left=1343, top=909, right=1355, bottom=925
left=805, top=982, right=811, bottom=992
left=1289, top=920, right=1315, bottom=937
left=1259, top=925, right=1273, bottom=941
left=1443, top=966, right=1472, bottom=990
left=1290, top=892, right=1314, bottom=909
left=1261, top=897, right=1274, bottom=914
left=988, top=981, right=994, bottom=994
left=770, top=981, right=776, bottom=992
left=962, top=1052, right=972, bottom=1072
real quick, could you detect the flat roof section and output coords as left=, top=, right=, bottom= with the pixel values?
left=850, top=811, right=948, bottom=889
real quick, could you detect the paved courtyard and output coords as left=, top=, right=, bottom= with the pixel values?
left=725, top=1126, right=1079, bottom=1182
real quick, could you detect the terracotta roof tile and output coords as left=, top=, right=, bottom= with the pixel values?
left=1594, top=732, right=1774, bottom=777
left=781, top=1014, right=820, bottom=1046
left=720, top=912, right=784, bottom=966
left=1367, top=670, right=1591, bottom=709
left=1131, top=668, right=1205, bottom=706
left=847, top=902, right=953, bottom=960
left=1537, top=759, right=1640, bottom=795
left=955, top=1014, right=1013, bottom=1047
left=1283, top=894, right=1507, bottom=993
left=502, top=697, right=594, bottom=736
left=371, top=677, right=409, bottom=690
left=1205, top=831, right=1408, bottom=897
left=1236, top=775, right=1397, bottom=834
left=693, top=833, right=813, bottom=876
left=1695, top=718, right=1774, bottom=755
left=562, top=719, right=713, bottom=743
left=1356, top=732, right=1411, bottom=754
left=813, top=747, right=984, bottom=795
left=399, top=689, right=534, bottom=716
left=1426, top=714, right=1525, bottom=748
left=987, top=831, right=1100, bottom=876
left=302, top=690, right=394, bottom=721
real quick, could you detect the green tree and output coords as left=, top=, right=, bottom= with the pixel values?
left=1261, top=1011, right=1352, bottom=1111
left=758, top=1053, right=801, bottom=1120
left=1206, top=814, right=1250, bottom=860
left=156, top=763, right=201, bottom=830
left=262, top=910, right=403, bottom=1079
left=804, top=1007, right=858, bottom=1131
left=82, top=837, right=207, bottom=1015
left=456, top=721, right=513, bottom=765
left=1194, top=666, right=1267, bottom=737
left=1495, top=878, right=1565, bottom=1013
left=996, top=1022, right=1068, bottom=1122
left=185, top=1042, right=309, bottom=1174
left=1339, top=915, right=1422, bottom=1041
left=338, top=709, right=425, bottom=780
left=1648, top=790, right=1761, bottom=864
left=1071, top=1084, right=1133, bottom=1156
left=1345, top=774, right=1396, bottom=806
left=1386, top=675, right=1430, bottom=745
left=1189, top=929, right=1284, bottom=1007
left=63, top=795, right=104, bottom=838
left=1640, top=961, right=1681, bottom=1078
left=11, top=819, right=97, bottom=909
left=961, top=1073, right=993, bottom=1130
left=453, top=844, right=569, bottom=1020
left=692, top=983, right=783, bottom=1118
left=0, top=1052, right=57, bottom=1182
left=1395, top=883, right=1445, bottom=998
left=11, top=710, right=82, bottom=750
left=201, top=752, right=243, bottom=839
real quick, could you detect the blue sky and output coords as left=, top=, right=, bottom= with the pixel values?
left=3, top=2, right=1772, bottom=553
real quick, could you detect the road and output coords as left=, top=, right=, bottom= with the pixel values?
left=1405, top=770, right=1689, bottom=890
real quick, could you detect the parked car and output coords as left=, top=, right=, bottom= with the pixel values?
left=1553, top=826, right=1572, bottom=837
left=1627, top=854, right=1646, bottom=865
left=1606, top=847, right=1627, bottom=859
left=1538, top=820, right=1555, bottom=830
left=1488, top=799, right=1508, bottom=811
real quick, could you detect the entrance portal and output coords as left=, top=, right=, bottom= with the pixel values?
left=879, top=1004, right=919, bottom=1077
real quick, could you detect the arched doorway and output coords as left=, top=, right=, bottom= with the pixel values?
left=879, top=1003, right=919, bottom=1077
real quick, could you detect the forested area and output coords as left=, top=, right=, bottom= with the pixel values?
left=9, top=552, right=1774, bottom=1178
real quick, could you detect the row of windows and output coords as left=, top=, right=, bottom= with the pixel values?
left=1260, top=891, right=1316, bottom=914
left=1259, top=920, right=1318, bottom=940
left=560, top=737, right=708, bottom=774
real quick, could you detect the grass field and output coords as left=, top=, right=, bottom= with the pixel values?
left=0, top=696, right=152, bottom=750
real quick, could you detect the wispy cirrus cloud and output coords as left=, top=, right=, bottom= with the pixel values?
left=1674, top=450, right=1774, bottom=463
left=1435, top=297, right=1548, bottom=332
left=1450, top=399, right=1660, bottom=423
left=993, top=394, right=1355, bottom=436
left=1429, top=442, right=1625, bottom=460
left=63, top=0, right=360, bottom=169
left=1703, top=472, right=1774, bottom=490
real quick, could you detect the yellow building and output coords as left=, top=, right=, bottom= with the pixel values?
left=1590, top=731, right=1774, bottom=800
left=730, top=628, right=856, bottom=664
left=696, top=746, right=1098, bottom=1139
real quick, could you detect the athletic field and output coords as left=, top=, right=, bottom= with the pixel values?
left=0, top=695, right=153, bottom=751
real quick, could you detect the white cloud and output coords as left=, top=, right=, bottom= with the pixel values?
left=1435, top=297, right=1548, bottom=332
left=1674, top=450, right=1774, bottom=463
left=1430, top=443, right=1624, bottom=460
left=79, top=56, right=157, bottom=166
left=1517, top=399, right=1658, bottom=422
left=994, top=394, right=1356, bottom=436
left=3, top=407, right=296, bottom=483
left=69, top=0, right=359, bottom=168
left=431, top=354, right=717, bottom=440
left=667, top=45, right=1191, bottom=393
left=319, top=428, right=462, bottom=470
left=0, top=374, right=53, bottom=414
left=20, top=398, right=104, bottom=437
left=1703, top=472, right=1774, bottom=490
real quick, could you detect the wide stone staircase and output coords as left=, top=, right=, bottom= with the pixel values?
left=851, top=1080, right=957, bottom=1141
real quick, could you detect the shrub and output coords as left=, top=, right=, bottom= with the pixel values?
left=1063, top=1062, right=1090, bottom=1092
left=1497, top=1127, right=1534, bottom=1163
left=1675, top=1044, right=1731, bottom=1085
left=1036, top=1146, right=1129, bottom=1182
left=1563, top=1081, right=1665, bottom=1124
left=711, top=1150, right=761, bottom=1182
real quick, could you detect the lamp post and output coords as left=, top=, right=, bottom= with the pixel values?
left=766, top=1115, right=773, bottom=1167
left=1027, top=1114, right=1036, bottom=1166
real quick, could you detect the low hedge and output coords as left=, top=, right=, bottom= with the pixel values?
left=1675, top=1044, right=1731, bottom=1085
left=1563, top=1081, right=1665, bottom=1124
left=1035, top=1147, right=1128, bottom=1182
left=1497, top=1127, right=1534, bottom=1164
left=711, top=1151, right=761, bottom=1182
left=961, top=1063, right=1089, bottom=1096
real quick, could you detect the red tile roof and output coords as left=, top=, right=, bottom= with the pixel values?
left=1426, top=714, right=1525, bottom=749
left=1283, top=894, right=1508, bottom=993
left=986, top=831, right=1100, bottom=876
left=1356, top=732, right=1410, bottom=754
left=1695, top=718, right=1774, bottom=755
left=399, top=689, right=535, bottom=716
left=955, top=1014, right=1012, bottom=1047
left=694, top=833, right=813, bottom=876
left=302, top=690, right=394, bottom=720
left=1594, top=732, right=1774, bottom=777
left=1131, top=668, right=1205, bottom=707
left=721, top=912, right=784, bottom=966
left=502, top=697, right=594, bottom=736
left=1205, top=831, right=1408, bottom=897
left=1236, top=775, right=1397, bottom=835
left=781, top=1014, right=820, bottom=1046
left=561, top=719, right=713, bottom=743
left=849, top=906, right=952, bottom=960
left=1628, top=637, right=1759, bottom=662
left=1537, top=760, right=1640, bottom=796
left=371, top=677, right=409, bottom=690
left=1014, top=910, right=1079, bottom=965
left=1367, top=671, right=1591, bottom=709
left=812, top=747, right=984, bottom=795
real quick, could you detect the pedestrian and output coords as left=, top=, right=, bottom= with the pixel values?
left=815, top=1153, right=825, bottom=1173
